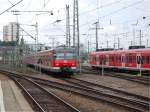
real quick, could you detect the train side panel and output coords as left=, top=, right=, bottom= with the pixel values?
left=88, top=48, right=150, bottom=72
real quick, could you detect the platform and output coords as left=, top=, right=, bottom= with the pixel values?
left=0, top=74, right=33, bottom=112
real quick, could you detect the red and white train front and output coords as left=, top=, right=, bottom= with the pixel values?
left=51, top=49, right=77, bottom=73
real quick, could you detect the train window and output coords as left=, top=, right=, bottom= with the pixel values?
left=54, top=53, right=64, bottom=59
left=146, top=56, right=150, bottom=64
left=109, top=56, right=111, bottom=61
left=109, top=56, right=112, bottom=62
left=142, top=56, right=145, bottom=64
left=133, top=56, right=135, bottom=63
left=116, top=56, right=120, bottom=63
left=126, top=56, right=128, bottom=63
left=111, top=55, right=114, bottom=62
left=133, top=56, right=136, bottom=63
left=54, top=52, right=75, bottom=60
left=127, top=56, right=129, bottom=63
left=65, top=53, right=75, bottom=59
left=112, top=56, right=114, bottom=62
left=119, top=56, right=121, bottom=63
left=117, top=56, right=118, bottom=62
left=109, top=56, right=111, bottom=62
left=129, top=56, right=131, bottom=63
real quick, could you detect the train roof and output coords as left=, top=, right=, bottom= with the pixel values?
left=29, top=46, right=75, bottom=55
left=89, top=48, right=150, bottom=55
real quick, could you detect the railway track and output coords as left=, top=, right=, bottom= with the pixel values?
left=3, top=73, right=80, bottom=112
left=63, top=78, right=150, bottom=103
left=0, top=69, right=149, bottom=112
left=81, top=66, right=150, bottom=85
left=105, top=73, right=150, bottom=85
left=23, top=76, right=150, bottom=112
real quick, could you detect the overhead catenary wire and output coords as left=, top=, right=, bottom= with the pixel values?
left=36, top=0, right=145, bottom=33
left=14, top=0, right=146, bottom=36
left=0, top=0, right=23, bottom=15
left=7, top=0, right=14, bottom=5
left=79, top=0, right=145, bottom=28
left=47, top=0, right=124, bottom=25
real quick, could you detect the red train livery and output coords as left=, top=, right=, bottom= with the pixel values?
left=24, top=46, right=77, bottom=75
left=88, top=48, right=150, bottom=73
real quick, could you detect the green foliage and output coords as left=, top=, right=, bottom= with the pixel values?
left=0, top=41, right=17, bottom=46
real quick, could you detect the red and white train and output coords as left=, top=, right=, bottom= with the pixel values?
left=88, top=48, right=150, bottom=73
left=24, top=46, right=77, bottom=75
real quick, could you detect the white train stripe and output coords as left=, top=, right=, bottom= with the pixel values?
left=0, top=81, right=5, bottom=112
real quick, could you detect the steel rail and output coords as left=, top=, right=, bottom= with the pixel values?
left=29, top=77, right=148, bottom=112
left=63, top=78, right=150, bottom=103
left=0, top=69, right=149, bottom=112
left=4, top=73, right=80, bottom=112
left=81, top=66, right=150, bottom=85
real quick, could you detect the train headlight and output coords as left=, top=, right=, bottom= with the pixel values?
left=55, top=63, right=59, bottom=66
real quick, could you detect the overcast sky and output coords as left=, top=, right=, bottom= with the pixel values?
left=0, top=0, right=150, bottom=50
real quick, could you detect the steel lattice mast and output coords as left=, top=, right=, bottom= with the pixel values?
left=66, top=5, right=71, bottom=47
left=73, top=0, right=80, bottom=70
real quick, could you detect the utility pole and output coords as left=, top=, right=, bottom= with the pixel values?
left=147, top=39, right=149, bottom=48
left=118, top=37, right=120, bottom=49
left=73, top=0, right=80, bottom=71
left=73, top=0, right=75, bottom=47
left=16, top=18, right=20, bottom=68
left=92, top=21, right=103, bottom=51
left=94, top=21, right=99, bottom=51
left=34, top=22, right=38, bottom=71
left=113, top=34, right=117, bottom=50
left=35, top=22, right=38, bottom=47
left=139, top=29, right=142, bottom=46
left=66, top=5, right=71, bottom=47
left=88, top=40, right=89, bottom=53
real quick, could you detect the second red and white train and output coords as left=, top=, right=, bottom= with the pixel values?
left=89, top=48, right=150, bottom=73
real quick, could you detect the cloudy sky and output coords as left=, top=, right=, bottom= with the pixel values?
left=0, top=0, right=150, bottom=50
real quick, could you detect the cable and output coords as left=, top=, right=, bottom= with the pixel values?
left=43, top=0, right=144, bottom=30
left=99, top=0, right=144, bottom=19
left=0, top=0, right=23, bottom=15
left=79, top=0, right=145, bottom=28
left=134, top=7, right=150, bottom=12
left=7, top=0, right=14, bottom=5
left=29, top=0, right=52, bottom=25
left=51, top=0, right=124, bottom=24
left=19, top=26, right=35, bottom=40
left=80, top=0, right=123, bottom=16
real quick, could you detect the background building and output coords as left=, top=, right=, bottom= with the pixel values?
left=3, top=22, right=19, bottom=41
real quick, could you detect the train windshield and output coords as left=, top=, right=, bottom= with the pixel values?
left=54, top=52, right=75, bottom=60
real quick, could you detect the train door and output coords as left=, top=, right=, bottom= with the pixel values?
left=136, top=53, right=141, bottom=69
left=106, top=54, right=109, bottom=66
left=121, top=54, right=125, bottom=68
left=96, top=54, right=99, bottom=66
